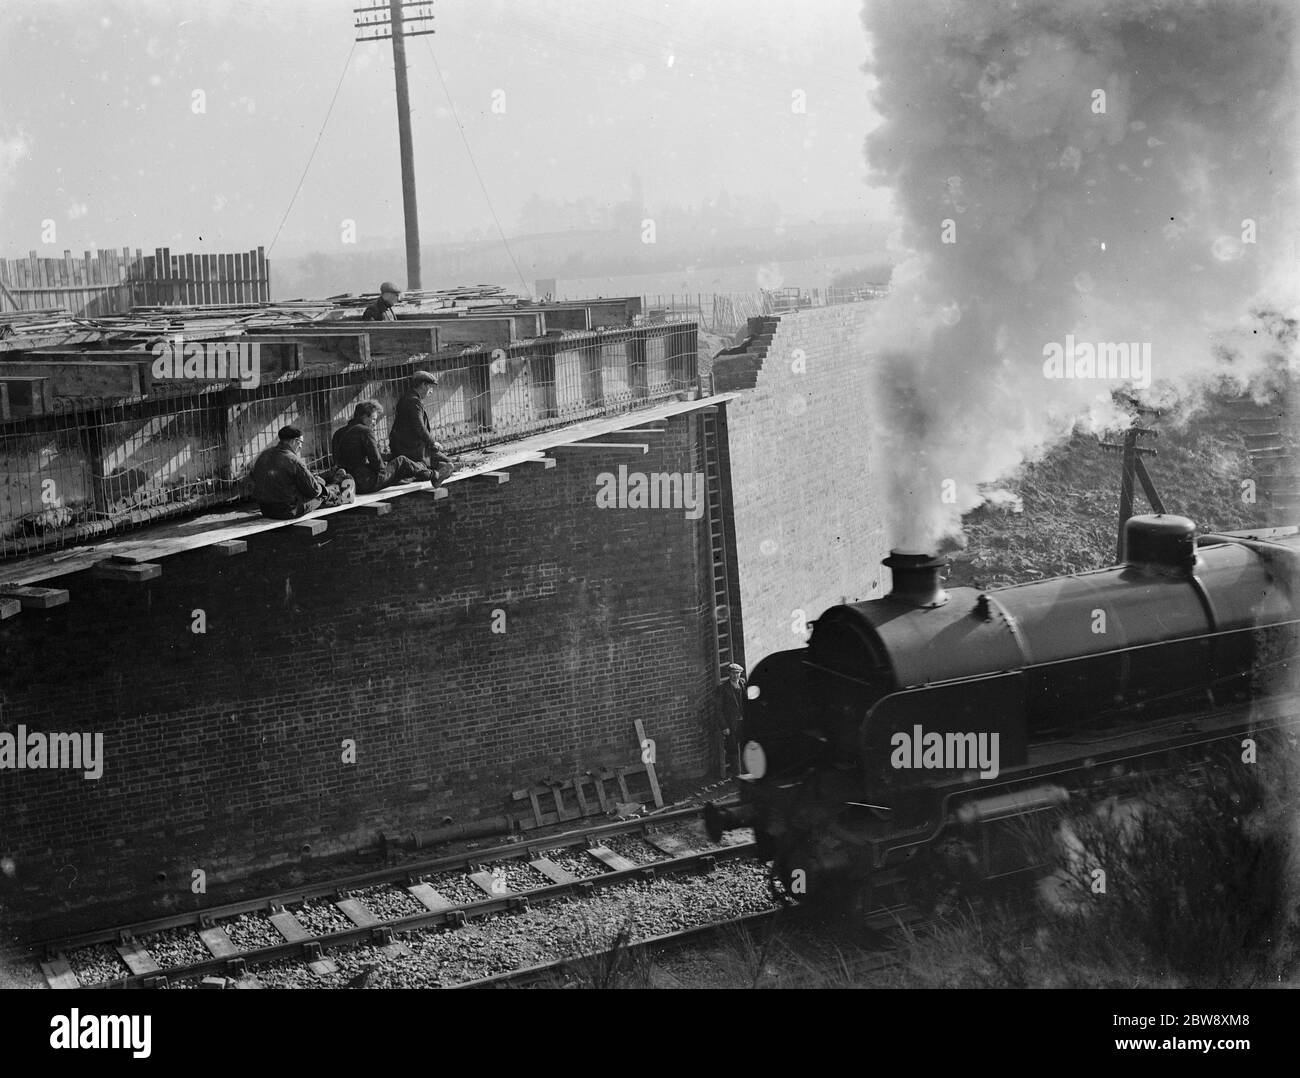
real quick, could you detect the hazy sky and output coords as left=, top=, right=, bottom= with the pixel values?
left=0, top=0, right=888, bottom=259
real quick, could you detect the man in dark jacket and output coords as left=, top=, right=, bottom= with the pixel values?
left=250, top=426, right=328, bottom=519
left=389, top=371, right=456, bottom=487
left=361, top=281, right=400, bottom=322
left=716, top=663, right=747, bottom=778
left=331, top=400, right=431, bottom=494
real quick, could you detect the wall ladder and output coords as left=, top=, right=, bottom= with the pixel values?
left=700, top=407, right=737, bottom=673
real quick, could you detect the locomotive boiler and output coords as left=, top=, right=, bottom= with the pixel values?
left=706, top=514, right=1300, bottom=905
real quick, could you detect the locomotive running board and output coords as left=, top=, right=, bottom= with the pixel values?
left=868, top=692, right=1300, bottom=868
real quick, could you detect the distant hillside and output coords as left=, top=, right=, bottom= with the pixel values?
left=271, top=220, right=894, bottom=299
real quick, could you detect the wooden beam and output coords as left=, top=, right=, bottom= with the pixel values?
left=92, top=561, right=161, bottom=583
left=290, top=519, right=327, bottom=536
left=214, top=540, right=248, bottom=557
left=552, top=442, right=649, bottom=453
left=354, top=502, right=393, bottom=515
left=0, top=586, right=69, bottom=609
left=474, top=471, right=510, bottom=484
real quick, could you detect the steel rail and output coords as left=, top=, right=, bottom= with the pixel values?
left=28, top=804, right=715, bottom=959
left=69, top=840, right=758, bottom=989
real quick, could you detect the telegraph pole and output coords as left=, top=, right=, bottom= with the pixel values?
left=355, top=2, right=436, bottom=290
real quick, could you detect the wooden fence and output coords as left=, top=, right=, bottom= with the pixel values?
left=0, top=247, right=270, bottom=318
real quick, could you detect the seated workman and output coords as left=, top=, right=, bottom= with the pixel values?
left=251, top=426, right=354, bottom=519
left=331, top=400, right=432, bottom=495
left=388, top=371, right=456, bottom=488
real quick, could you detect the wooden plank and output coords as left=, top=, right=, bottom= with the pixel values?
left=1, top=597, right=22, bottom=620
left=614, top=768, right=633, bottom=803
left=268, top=909, right=310, bottom=943
left=91, top=561, right=161, bottom=583
left=41, top=957, right=81, bottom=990
left=585, top=845, right=638, bottom=872
left=634, top=718, right=664, bottom=808
left=528, top=858, right=578, bottom=885
left=590, top=774, right=610, bottom=812
left=257, top=246, right=267, bottom=302
left=335, top=897, right=378, bottom=928
left=115, top=939, right=161, bottom=976
left=0, top=585, right=70, bottom=609
left=197, top=925, right=239, bottom=957
left=406, top=883, right=453, bottom=912
left=550, top=783, right=578, bottom=822
left=551, top=442, right=649, bottom=453
left=214, top=540, right=248, bottom=556
left=572, top=775, right=590, bottom=816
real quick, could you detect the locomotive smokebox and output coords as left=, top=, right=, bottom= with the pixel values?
left=1122, top=514, right=1198, bottom=574
left=883, top=551, right=950, bottom=608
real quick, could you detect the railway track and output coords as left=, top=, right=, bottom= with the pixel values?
left=455, top=899, right=924, bottom=989
left=29, top=806, right=760, bottom=990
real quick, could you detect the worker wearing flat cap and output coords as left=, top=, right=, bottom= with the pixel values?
left=362, top=281, right=401, bottom=322
left=716, top=663, right=747, bottom=779
left=388, top=370, right=456, bottom=488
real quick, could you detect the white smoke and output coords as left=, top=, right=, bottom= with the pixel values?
left=861, top=0, right=1300, bottom=550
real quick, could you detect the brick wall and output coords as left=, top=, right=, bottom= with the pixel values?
left=0, top=414, right=717, bottom=926
left=713, top=303, right=892, bottom=665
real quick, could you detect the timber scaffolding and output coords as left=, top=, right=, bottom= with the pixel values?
left=0, top=296, right=699, bottom=563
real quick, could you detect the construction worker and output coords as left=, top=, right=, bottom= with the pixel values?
left=361, top=282, right=401, bottom=322
left=717, top=663, right=747, bottom=778
left=389, top=371, right=456, bottom=488
left=331, top=401, right=431, bottom=494
left=251, top=426, right=354, bottom=519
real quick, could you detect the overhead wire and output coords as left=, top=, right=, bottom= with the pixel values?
left=422, top=37, right=531, bottom=296
left=267, top=39, right=357, bottom=257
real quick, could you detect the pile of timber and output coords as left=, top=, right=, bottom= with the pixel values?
left=0, top=302, right=331, bottom=352
left=321, top=285, right=521, bottom=318
left=0, top=308, right=77, bottom=339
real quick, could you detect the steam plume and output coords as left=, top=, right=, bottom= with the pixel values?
left=860, top=0, right=1299, bottom=550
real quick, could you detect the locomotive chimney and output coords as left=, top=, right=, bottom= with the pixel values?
left=1122, top=514, right=1198, bottom=575
left=882, top=551, right=950, bottom=608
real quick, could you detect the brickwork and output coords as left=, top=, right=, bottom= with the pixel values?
left=713, top=303, right=892, bottom=664
left=0, top=414, right=716, bottom=925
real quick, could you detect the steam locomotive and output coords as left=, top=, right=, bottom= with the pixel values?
left=706, top=514, right=1300, bottom=906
